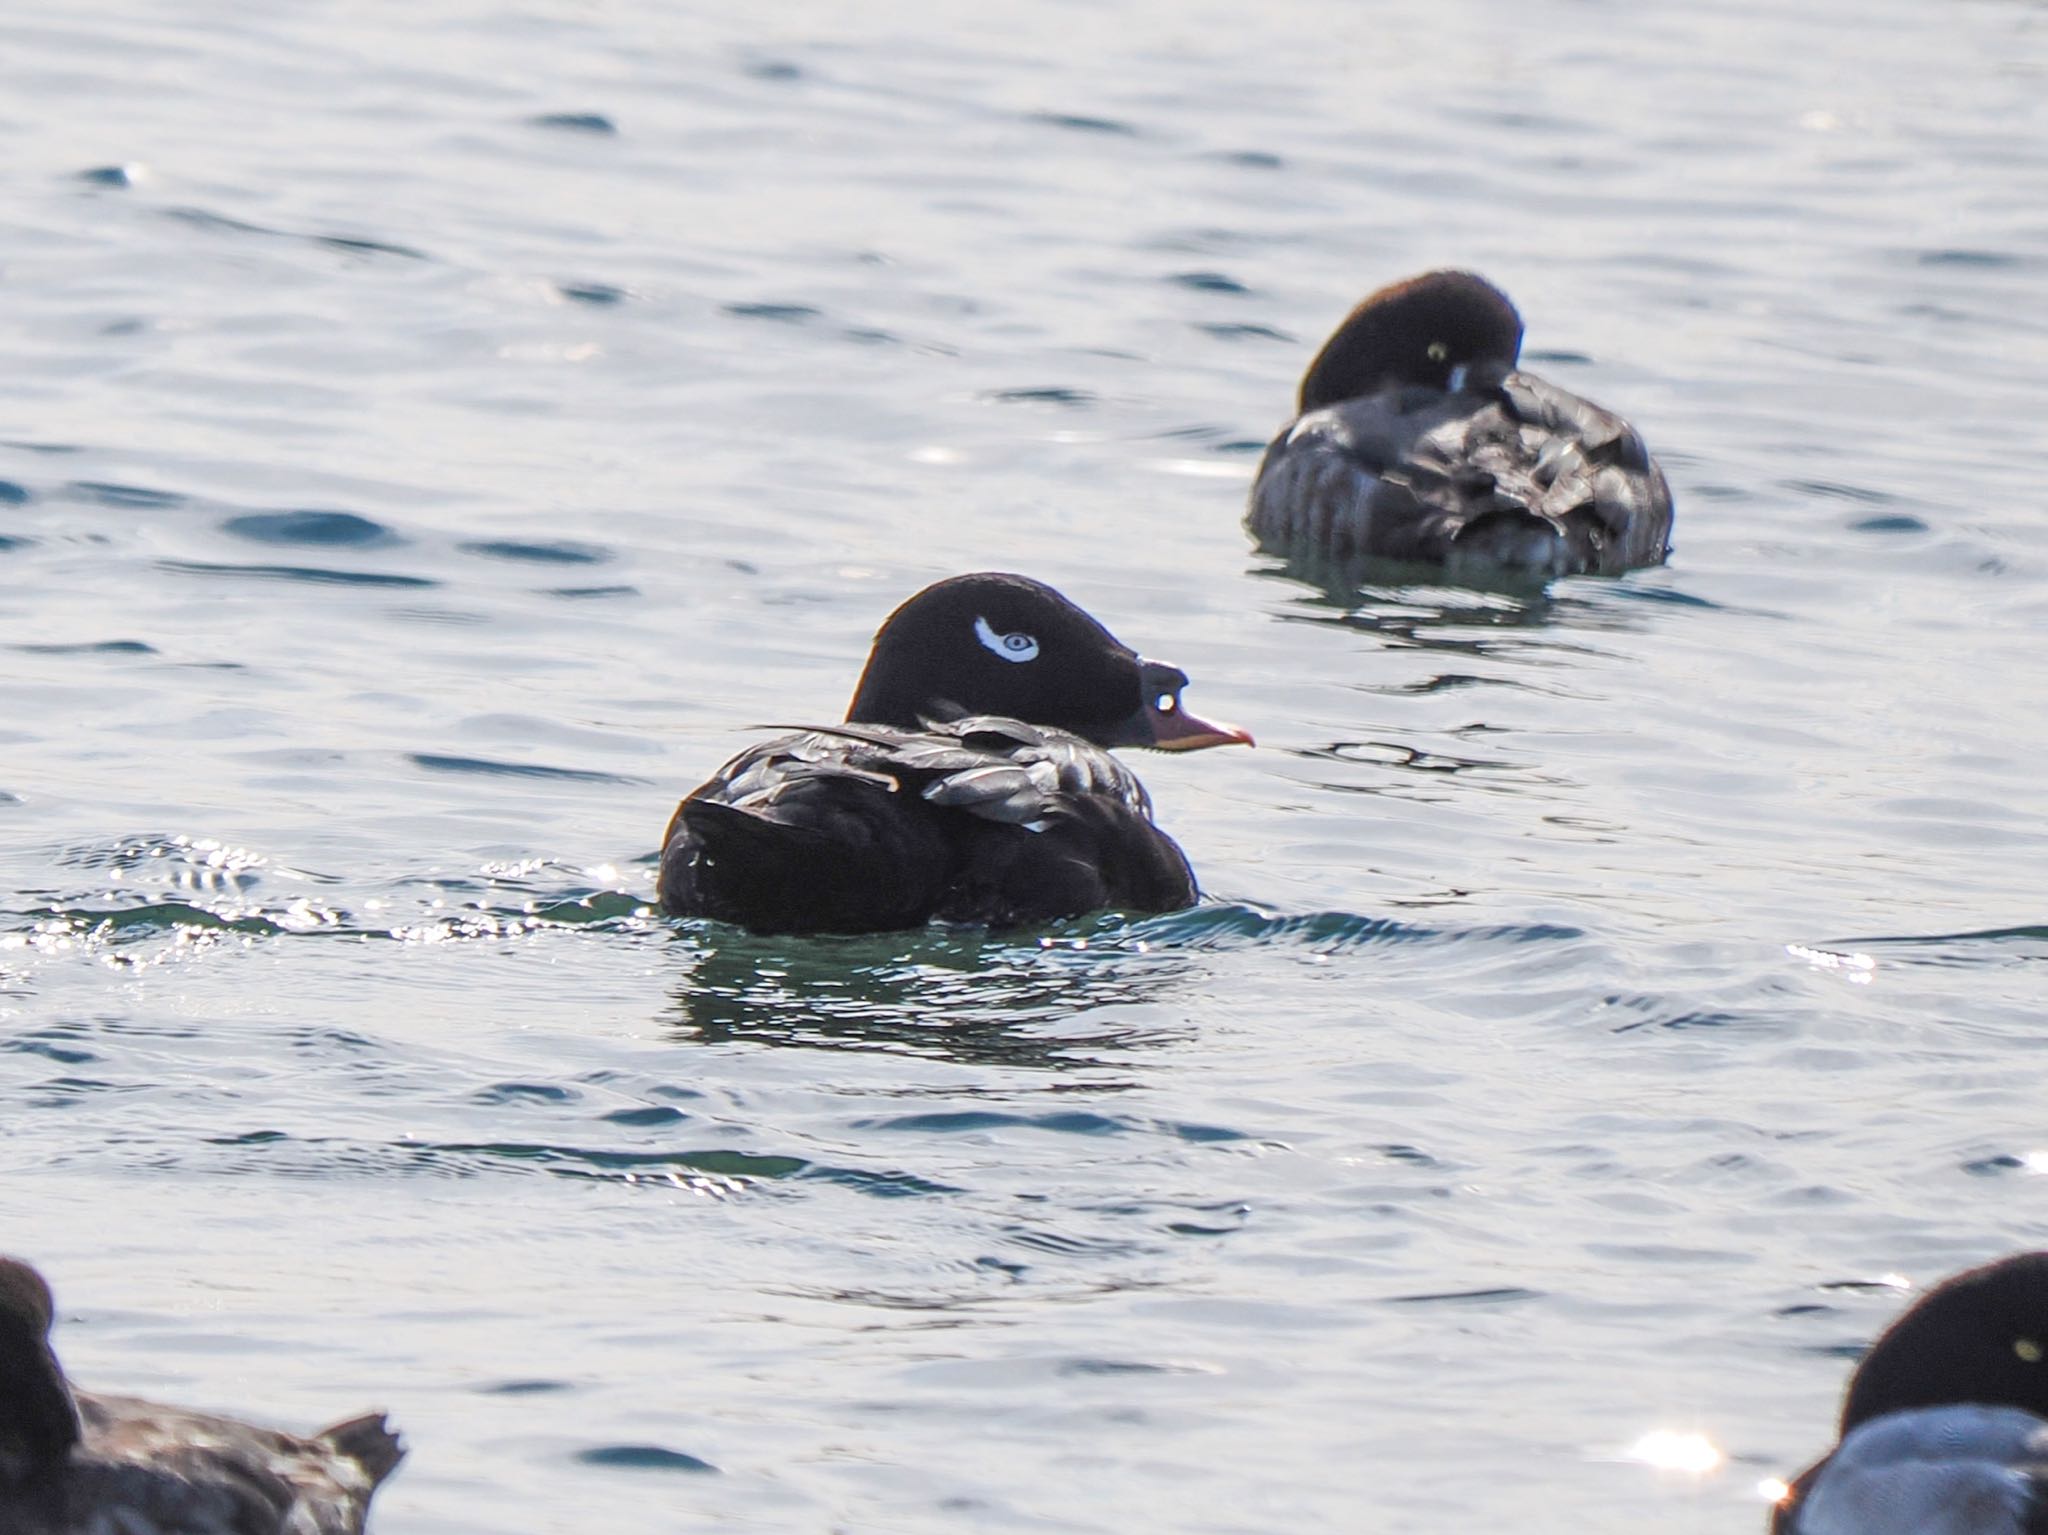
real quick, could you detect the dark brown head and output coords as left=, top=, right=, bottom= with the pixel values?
left=1837, top=1251, right=2048, bottom=1432
left=844, top=573, right=1250, bottom=751
left=1296, top=270, right=1525, bottom=412
left=0, top=1256, right=82, bottom=1488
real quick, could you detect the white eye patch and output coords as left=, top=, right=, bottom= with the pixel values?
left=974, top=616, right=1039, bottom=663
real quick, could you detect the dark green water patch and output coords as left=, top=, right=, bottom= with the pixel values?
left=67, top=480, right=188, bottom=509
left=159, top=560, right=437, bottom=589
left=556, top=281, right=627, bottom=305
left=530, top=111, right=617, bottom=134
left=1826, top=925, right=2048, bottom=968
left=574, top=1445, right=716, bottom=1473
left=458, top=539, right=611, bottom=565
left=1194, top=322, right=1292, bottom=342
left=316, top=232, right=428, bottom=261
left=722, top=302, right=820, bottom=324
left=526, top=891, right=649, bottom=924
left=1169, top=270, right=1249, bottom=293
left=409, top=753, right=646, bottom=785
left=1027, top=110, right=1138, bottom=136
left=223, top=510, right=399, bottom=547
left=1383, top=1286, right=1545, bottom=1307
left=1057, top=1357, right=1205, bottom=1377
left=856, top=1108, right=1133, bottom=1136
left=1133, top=904, right=1583, bottom=955
left=1962, top=1152, right=2029, bottom=1177
left=473, top=1081, right=582, bottom=1107
left=1206, top=148, right=1282, bottom=168
left=0, top=1030, right=101, bottom=1066
left=14, top=640, right=154, bottom=654
left=981, top=386, right=1095, bottom=407
left=601, top=1105, right=687, bottom=1128
left=1916, top=247, right=2031, bottom=268
left=22, top=901, right=285, bottom=938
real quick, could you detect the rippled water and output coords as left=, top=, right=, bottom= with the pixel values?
left=5, top=1, right=2048, bottom=1530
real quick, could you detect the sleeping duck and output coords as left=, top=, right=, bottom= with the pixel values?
left=1247, top=270, right=1673, bottom=579
left=657, top=573, right=1250, bottom=934
left=0, top=1256, right=402, bottom=1535
left=1772, top=1251, right=2048, bottom=1534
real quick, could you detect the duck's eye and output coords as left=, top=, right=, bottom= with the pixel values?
left=1156, top=692, right=1178, bottom=714
left=1426, top=340, right=1448, bottom=363
left=974, top=616, right=1039, bottom=664
left=2016, top=1337, right=2043, bottom=1364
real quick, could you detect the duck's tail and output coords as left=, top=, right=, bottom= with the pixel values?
left=318, top=1412, right=406, bottom=1488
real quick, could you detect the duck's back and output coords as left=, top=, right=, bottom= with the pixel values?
left=1248, top=369, right=1672, bottom=578
left=658, top=718, right=1198, bottom=933
left=0, top=1394, right=400, bottom=1535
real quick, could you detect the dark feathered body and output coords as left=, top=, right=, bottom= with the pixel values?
left=659, top=718, right=1197, bottom=933
left=0, top=1257, right=402, bottom=1535
left=1249, top=364, right=1672, bottom=577
left=1774, top=1252, right=2048, bottom=1535
left=656, top=573, right=1246, bottom=935
left=0, top=1398, right=402, bottom=1535
left=1773, top=1404, right=2048, bottom=1535
left=1248, top=271, right=1672, bottom=579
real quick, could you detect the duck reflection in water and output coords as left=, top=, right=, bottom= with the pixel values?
left=664, top=919, right=1196, bottom=1071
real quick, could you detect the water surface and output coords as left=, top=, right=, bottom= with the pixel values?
left=5, top=1, right=2048, bottom=1530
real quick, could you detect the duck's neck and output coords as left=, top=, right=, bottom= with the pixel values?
left=0, top=1332, right=81, bottom=1487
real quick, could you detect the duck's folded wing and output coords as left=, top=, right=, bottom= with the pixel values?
left=1498, top=370, right=1673, bottom=569
left=1498, top=370, right=1649, bottom=464
left=1248, top=394, right=1479, bottom=565
left=936, top=791, right=1198, bottom=925
left=936, top=719, right=1155, bottom=817
left=773, top=718, right=1154, bottom=827
left=659, top=729, right=955, bottom=932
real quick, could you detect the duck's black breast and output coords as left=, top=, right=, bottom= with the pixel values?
left=1247, top=368, right=1672, bottom=579
left=658, top=718, right=1198, bottom=934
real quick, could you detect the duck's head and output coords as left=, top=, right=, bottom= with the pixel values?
left=1839, top=1251, right=2048, bottom=1432
left=1296, top=270, right=1524, bottom=412
left=845, top=573, right=1251, bottom=751
left=0, top=1255, right=82, bottom=1487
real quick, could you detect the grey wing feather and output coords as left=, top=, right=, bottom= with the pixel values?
left=920, top=761, right=1062, bottom=825
left=709, top=718, right=1152, bottom=830
left=942, top=718, right=1152, bottom=814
